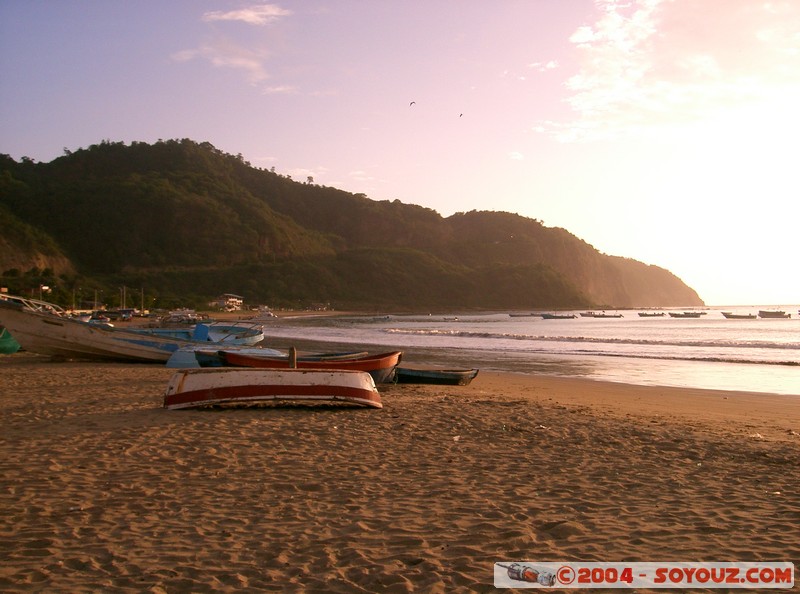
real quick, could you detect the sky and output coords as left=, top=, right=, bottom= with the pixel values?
left=1, top=0, right=799, bottom=306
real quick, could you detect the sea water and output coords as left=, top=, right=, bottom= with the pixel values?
left=262, top=307, right=800, bottom=395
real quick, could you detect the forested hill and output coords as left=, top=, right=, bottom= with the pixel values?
left=0, top=139, right=703, bottom=310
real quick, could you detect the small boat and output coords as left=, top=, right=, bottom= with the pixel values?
left=668, top=311, right=707, bottom=318
left=541, top=313, right=576, bottom=320
left=393, top=367, right=479, bottom=386
left=721, top=311, right=757, bottom=320
left=589, top=312, right=623, bottom=318
left=130, top=321, right=265, bottom=346
left=637, top=312, right=665, bottom=317
left=219, top=350, right=403, bottom=384
left=0, top=325, right=21, bottom=354
left=167, top=346, right=369, bottom=368
left=163, top=368, right=382, bottom=410
left=758, top=310, right=791, bottom=319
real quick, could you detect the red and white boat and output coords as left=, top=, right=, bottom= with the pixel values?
left=163, top=368, right=382, bottom=410
left=219, top=350, right=402, bottom=384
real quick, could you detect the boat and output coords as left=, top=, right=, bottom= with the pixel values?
left=219, top=350, right=403, bottom=384
left=637, top=312, right=665, bottom=317
left=668, top=311, right=707, bottom=318
left=721, top=312, right=757, bottom=320
left=163, top=368, right=382, bottom=410
left=758, top=310, right=791, bottom=319
left=392, top=367, right=479, bottom=386
left=166, top=346, right=369, bottom=368
left=541, top=313, right=576, bottom=320
left=129, top=321, right=265, bottom=346
left=0, top=325, right=21, bottom=354
left=589, top=312, right=623, bottom=318
left=0, top=294, right=259, bottom=363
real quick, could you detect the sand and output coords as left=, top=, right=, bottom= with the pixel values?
left=1, top=354, right=798, bottom=592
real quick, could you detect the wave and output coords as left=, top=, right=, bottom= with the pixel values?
left=384, top=328, right=800, bottom=351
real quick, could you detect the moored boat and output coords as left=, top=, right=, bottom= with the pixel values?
left=163, top=368, right=382, bottom=410
left=638, top=312, right=666, bottom=317
left=392, top=367, right=479, bottom=386
left=541, top=313, right=577, bottom=320
left=758, top=310, right=791, bottom=319
left=668, top=311, right=706, bottom=318
left=219, top=350, right=403, bottom=384
left=721, top=311, right=757, bottom=320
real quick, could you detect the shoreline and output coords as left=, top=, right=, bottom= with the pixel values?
left=1, top=355, right=798, bottom=591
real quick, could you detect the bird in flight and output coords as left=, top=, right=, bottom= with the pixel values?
left=409, top=101, right=416, bottom=106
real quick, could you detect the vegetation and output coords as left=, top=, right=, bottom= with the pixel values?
left=0, top=140, right=703, bottom=311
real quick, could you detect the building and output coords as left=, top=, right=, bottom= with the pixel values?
left=210, top=293, right=244, bottom=311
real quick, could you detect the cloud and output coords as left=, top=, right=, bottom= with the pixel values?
left=508, top=151, right=524, bottom=161
left=203, top=4, right=291, bottom=26
left=172, top=41, right=270, bottom=84
left=555, top=0, right=800, bottom=142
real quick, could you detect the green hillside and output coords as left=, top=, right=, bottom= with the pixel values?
left=0, top=140, right=703, bottom=311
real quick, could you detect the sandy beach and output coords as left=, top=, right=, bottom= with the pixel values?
left=1, top=353, right=798, bottom=592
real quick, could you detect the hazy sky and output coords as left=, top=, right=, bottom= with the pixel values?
left=2, top=1, right=798, bottom=306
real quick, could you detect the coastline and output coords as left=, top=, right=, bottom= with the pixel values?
left=1, top=354, right=798, bottom=591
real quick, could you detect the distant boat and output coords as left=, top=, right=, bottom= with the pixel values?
left=668, top=311, right=706, bottom=318
left=638, top=312, right=665, bottom=317
left=219, top=350, right=403, bottom=384
left=589, top=312, right=624, bottom=318
left=541, top=313, right=577, bottom=320
left=163, top=368, right=382, bottom=410
left=721, top=311, right=757, bottom=320
left=758, top=310, right=791, bottom=319
left=392, top=367, right=479, bottom=386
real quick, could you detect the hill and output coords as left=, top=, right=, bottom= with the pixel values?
left=0, top=140, right=703, bottom=310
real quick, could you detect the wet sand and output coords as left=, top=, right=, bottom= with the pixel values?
left=1, top=354, right=798, bottom=592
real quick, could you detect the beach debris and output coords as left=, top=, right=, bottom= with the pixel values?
left=789, top=430, right=799, bottom=437
left=453, top=435, right=461, bottom=442
left=749, top=433, right=764, bottom=440
left=497, top=563, right=556, bottom=586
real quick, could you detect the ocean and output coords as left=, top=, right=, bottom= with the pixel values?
left=262, top=307, right=800, bottom=396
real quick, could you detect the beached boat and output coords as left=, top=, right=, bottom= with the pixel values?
left=0, top=294, right=258, bottom=363
left=166, top=346, right=369, bottom=368
left=758, top=310, right=791, bottom=319
left=0, top=325, right=21, bottom=354
left=130, top=321, right=265, bottom=346
left=721, top=312, right=757, bottom=320
left=668, top=311, right=706, bottom=318
left=219, top=350, right=402, bottom=384
left=163, top=368, right=382, bottom=410
left=637, top=312, right=665, bottom=317
left=392, top=367, right=479, bottom=386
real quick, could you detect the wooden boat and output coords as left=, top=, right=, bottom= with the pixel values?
left=668, top=311, right=706, bottom=318
left=721, top=311, right=757, bottom=320
left=0, top=325, right=21, bottom=354
left=541, top=313, right=576, bottom=320
left=589, top=312, right=623, bottom=318
left=167, top=346, right=369, bottom=368
left=219, top=350, right=402, bottom=384
left=129, top=321, right=265, bottom=346
left=638, top=312, right=665, bottom=317
left=758, top=310, right=791, bottom=319
left=163, top=368, right=382, bottom=410
left=393, top=367, right=479, bottom=386
left=0, top=294, right=258, bottom=363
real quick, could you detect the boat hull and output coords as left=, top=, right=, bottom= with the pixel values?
left=393, top=367, right=479, bottom=386
left=220, top=350, right=402, bottom=384
left=163, top=368, right=382, bottom=410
